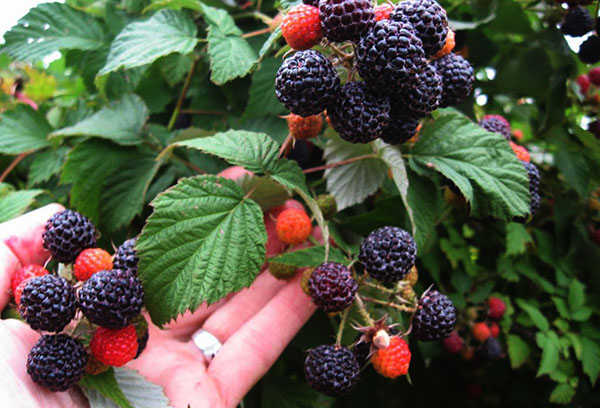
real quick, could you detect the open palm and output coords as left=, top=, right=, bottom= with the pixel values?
left=0, top=195, right=316, bottom=407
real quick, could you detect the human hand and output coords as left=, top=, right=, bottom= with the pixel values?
left=0, top=168, right=317, bottom=408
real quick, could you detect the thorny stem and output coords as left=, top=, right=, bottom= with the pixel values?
left=354, top=294, right=375, bottom=326
left=0, top=151, right=30, bottom=182
left=328, top=42, right=354, bottom=61
left=336, top=307, right=351, bottom=345
left=361, top=296, right=416, bottom=313
left=167, top=56, right=201, bottom=131
left=362, top=281, right=398, bottom=295
left=242, top=27, right=271, bottom=38
left=303, top=154, right=376, bottom=174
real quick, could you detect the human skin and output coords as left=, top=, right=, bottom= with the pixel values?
left=0, top=167, right=317, bottom=408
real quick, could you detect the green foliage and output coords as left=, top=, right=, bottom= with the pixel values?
left=0, top=105, right=52, bottom=154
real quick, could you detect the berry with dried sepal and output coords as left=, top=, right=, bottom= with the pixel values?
left=287, top=113, right=323, bottom=140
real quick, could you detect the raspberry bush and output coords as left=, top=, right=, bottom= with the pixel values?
left=1, top=0, right=600, bottom=406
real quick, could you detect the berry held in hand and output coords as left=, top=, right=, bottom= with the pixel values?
left=74, top=247, right=113, bottom=281
left=113, top=237, right=139, bottom=276
left=19, top=275, right=77, bottom=332
left=308, top=262, right=358, bottom=312
left=43, top=209, right=97, bottom=264
left=304, top=344, right=360, bottom=397
left=91, top=325, right=139, bottom=367
left=275, top=208, right=312, bottom=245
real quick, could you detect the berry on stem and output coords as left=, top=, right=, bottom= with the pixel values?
left=479, top=114, right=511, bottom=140
left=318, top=0, right=375, bottom=42
left=370, top=336, right=411, bottom=378
left=304, top=344, right=360, bottom=396
left=308, top=262, right=357, bottom=312
left=412, top=289, right=456, bottom=341
left=91, top=325, right=139, bottom=367
left=359, top=226, right=417, bottom=283
left=442, top=331, right=464, bottom=354
left=113, top=238, right=139, bottom=276
left=19, top=275, right=77, bottom=332
left=42, top=209, right=97, bottom=264
left=286, top=113, right=323, bottom=140
left=472, top=322, right=491, bottom=342
left=11, top=264, right=48, bottom=297
left=391, top=0, right=449, bottom=56
left=275, top=208, right=312, bottom=245
left=489, top=322, right=500, bottom=338
left=431, top=53, right=474, bottom=107
left=282, top=4, right=322, bottom=51
left=510, top=141, right=530, bottom=162
left=487, top=297, right=506, bottom=320
left=74, top=248, right=113, bottom=281
left=577, top=74, right=591, bottom=95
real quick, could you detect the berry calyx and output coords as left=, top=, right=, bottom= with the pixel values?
left=308, top=262, right=357, bottom=312
left=304, top=344, right=360, bottom=396
left=487, top=296, right=506, bottom=320
left=370, top=336, right=411, bottom=378
left=315, top=194, right=337, bottom=220
left=74, top=248, right=113, bottom=281
left=275, top=208, right=312, bottom=245
left=472, top=322, right=491, bottom=342
left=510, top=141, right=530, bottom=162
left=286, top=113, right=323, bottom=140
left=11, top=264, right=48, bottom=298
left=90, top=325, right=138, bottom=367
left=282, top=4, right=322, bottom=51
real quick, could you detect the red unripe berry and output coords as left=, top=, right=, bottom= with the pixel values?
left=282, top=5, right=322, bottom=50
left=489, top=322, right=500, bottom=338
left=286, top=113, right=323, bottom=140
left=74, top=248, right=113, bottom=281
left=276, top=208, right=312, bottom=245
left=472, top=322, right=491, bottom=342
left=577, top=74, right=591, bottom=95
left=487, top=297, right=506, bottom=320
left=589, top=67, right=600, bottom=87
left=90, top=326, right=138, bottom=367
left=510, top=141, right=530, bottom=162
left=370, top=337, right=411, bottom=378
left=374, top=4, right=393, bottom=21
left=442, top=331, right=464, bottom=354
left=11, top=264, right=48, bottom=297
left=512, top=129, right=524, bottom=140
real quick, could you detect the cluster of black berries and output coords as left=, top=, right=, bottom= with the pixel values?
left=276, top=0, right=474, bottom=145
left=303, top=225, right=455, bottom=397
left=559, top=4, right=600, bottom=64
left=19, top=210, right=145, bottom=392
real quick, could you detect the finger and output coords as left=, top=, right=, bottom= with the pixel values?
left=208, top=273, right=316, bottom=407
left=0, top=204, right=64, bottom=267
left=194, top=271, right=288, bottom=342
left=0, top=242, right=20, bottom=309
left=163, top=298, right=228, bottom=339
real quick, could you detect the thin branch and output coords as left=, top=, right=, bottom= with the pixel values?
left=303, top=154, right=376, bottom=174
left=167, top=56, right=201, bottom=131
left=172, top=154, right=207, bottom=174
left=0, top=152, right=30, bottom=182
left=181, top=109, right=226, bottom=116
left=278, top=133, right=293, bottom=158
left=242, top=27, right=271, bottom=38
left=335, top=307, right=351, bottom=345
left=354, top=294, right=375, bottom=326
left=361, top=296, right=416, bottom=313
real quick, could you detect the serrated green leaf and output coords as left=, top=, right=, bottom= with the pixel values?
left=580, top=337, right=600, bottom=385
left=0, top=105, right=52, bottom=154
left=100, top=155, right=162, bottom=231
left=0, top=3, right=106, bottom=62
left=409, top=109, right=530, bottom=220
left=112, top=368, right=172, bottom=408
left=270, top=159, right=309, bottom=195
left=80, top=368, right=133, bottom=408
left=28, top=147, right=69, bottom=186
left=242, top=58, right=286, bottom=120
left=51, top=94, right=148, bottom=145
left=158, top=53, right=193, bottom=87
left=505, top=222, right=533, bottom=256
left=549, top=383, right=575, bottom=404
left=143, top=0, right=203, bottom=13
left=516, top=298, right=549, bottom=331
left=0, top=190, right=44, bottom=223
left=259, top=27, right=282, bottom=60
left=137, top=175, right=267, bottom=326
left=507, top=334, right=530, bottom=369
left=98, top=10, right=197, bottom=76
left=269, top=246, right=347, bottom=267
left=567, top=279, right=585, bottom=311
left=201, top=4, right=257, bottom=84
left=536, top=330, right=560, bottom=376
left=324, top=134, right=386, bottom=210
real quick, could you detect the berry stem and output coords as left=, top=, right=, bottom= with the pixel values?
left=233, top=11, right=274, bottom=26
left=0, top=151, right=30, bottom=182
left=181, top=109, right=226, bottom=116
left=363, top=280, right=407, bottom=294
left=361, top=296, right=416, bottom=313
left=303, top=154, right=377, bottom=174
left=242, top=27, right=272, bottom=38
left=278, top=133, right=293, bottom=158
left=354, top=294, right=375, bottom=326
left=335, top=307, right=351, bottom=345
left=167, top=55, right=201, bottom=131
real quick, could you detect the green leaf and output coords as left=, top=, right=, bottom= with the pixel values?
left=259, top=27, right=282, bottom=60
left=409, top=109, right=530, bottom=220
left=549, top=383, right=575, bottom=405
left=100, top=155, right=162, bottom=231
left=143, top=0, right=203, bottom=13
left=507, top=334, right=530, bottom=369
left=269, top=246, right=347, bottom=267
left=516, top=298, right=549, bottom=331
left=567, top=279, right=585, bottom=311
left=28, top=147, right=69, bottom=186
left=242, top=58, right=287, bottom=120
left=570, top=307, right=592, bottom=322
left=0, top=105, right=52, bottom=154
left=552, top=297, right=571, bottom=319
left=323, top=134, right=386, bottom=210
left=0, top=3, right=105, bottom=62
left=406, top=170, right=442, bottom=249
left=581, top=337, right=600, bottom=386
left=80, top=368, right=133, bottom=408
left=51, top=94, right=148, bottom=145
left=236, top=173, right=289, bottom=211
left=555, top=150, right=589, bottom=197
left=536, top=330, right=560, bottom=377
left=0, top=190, right=44, bottom=223
left=137, top=175, right=267, bottom=326
left=505, top=222, right=533, bottom=256
left=200, top=4, right=257, bottom=84
left=98, top=10, right=197, bottom=76
left=270, top=159, right=309, bottom=195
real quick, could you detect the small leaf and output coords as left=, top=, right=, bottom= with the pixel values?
left=28, top=147, right=69, bottom=186
left=409, top=109, right=530, bottom=220
left=536, top=330, right=560, bottom=377
left=137, top=175, right=267, bottom=326
left=0, top=190, right=43, bottom=223
left=323, top=134, right=386, bottom=210
left=242, top=58, right=287, bottom=120
left=580, top=337, right=600, bottom=385
left=259, top=27, right=282, bottom=60
left=80, top=368, right=133, bottom=408
left=570, top=307, right=592, bottom=322
left=269, top=246, right=348, bottom=268
left=551, top=297, right=570, bottom=319
left=507, top=334, right=530, bottom=369
left=98, top=10, right=198, bottom=76
left=567, top=279, right=585, bottom=311
left=0, top=105, right=52, bottom=154
left=51, top=94, right=148, bottom=145
left=201, top=4, right=257, bottom=84
left=516, top=298, right=549, bottom=331
left=505, top=222, right=533, bottom=256
left=0, top=3, right=106, bottom=62
left=548, top=383, right=575, bottom=405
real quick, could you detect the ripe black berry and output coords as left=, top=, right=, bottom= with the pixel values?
left=523, top=161, right=541, bottom=215
left=560, top=6, right=594, bottom=37
left=318, top=0, right=375, bottom=42
left=391, top=0, right=448, bottom=56
left=308, top=262, right=358, bottom=312
left=381, top=118, right=420, bottom=145
left=304, top=344, right=360, bottom=396
left=19, top=275, right=77, bottom=332
left=579, top=35, right=600, bottom=64
left=390, top=63, right=442, bottom=120
left=276, top=50, right=341, bottom=117
left=412, top=289, right=456, bottom=341
left=113, top=238, right=139, bottom=276
left=43, top=209, right=97, bottom=264
left=431, top=53, right=474, bottom=107
left=27, top=334, right=87, bottom=392
left=78, top=269, right=144, bottom=329
left=476, top=337, right=503, bottom=360
left=356, top=20, right=426, bottom=94
left=327, top=81, right=391, bottom=143
left=479, top=114, right=511, bottom=140
left=359, top=226, right=417, bottom=283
